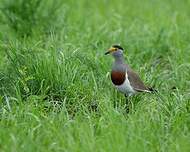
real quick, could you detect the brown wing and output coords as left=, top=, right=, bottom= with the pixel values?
left=127, top=68, right=149, bottom=92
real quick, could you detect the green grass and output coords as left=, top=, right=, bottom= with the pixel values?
left=0, top=0, right=190, bottom=151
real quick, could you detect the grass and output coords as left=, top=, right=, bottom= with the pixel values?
left=0, top=0, right=190, bottom=151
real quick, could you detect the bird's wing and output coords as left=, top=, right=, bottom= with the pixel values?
left=126, top=66, right=150, bottom=92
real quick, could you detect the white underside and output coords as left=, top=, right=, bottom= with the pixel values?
left=114, top=73, right=136, bottom=96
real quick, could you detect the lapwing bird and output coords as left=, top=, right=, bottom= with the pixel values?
left=105, top=45, right=155, bottom=97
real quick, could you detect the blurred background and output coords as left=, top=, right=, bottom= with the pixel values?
left=0, top=0, right=190, bottom=151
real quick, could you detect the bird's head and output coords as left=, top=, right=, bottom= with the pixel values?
left=105, top=45, right=124, bottom=57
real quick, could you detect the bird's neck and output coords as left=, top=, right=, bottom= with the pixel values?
left=112, top=56, right=127, bottom=72
left=114, top=55, right=125, bottom=64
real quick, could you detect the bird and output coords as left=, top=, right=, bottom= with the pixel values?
left=105, top=45, right=155, bottom=97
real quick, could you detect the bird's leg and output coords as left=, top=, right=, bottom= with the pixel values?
left=125, top=94, right=133, bottom=113
left=125, top=94, right=130, bottom=113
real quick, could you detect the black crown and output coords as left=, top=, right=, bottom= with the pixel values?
left=112, top=45, right=124, bottom=50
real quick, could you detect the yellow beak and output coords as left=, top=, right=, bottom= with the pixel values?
left=105, top=47, right=117, bottom=55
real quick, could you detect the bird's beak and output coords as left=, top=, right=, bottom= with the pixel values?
left=105, top=47, right=116, bottom=55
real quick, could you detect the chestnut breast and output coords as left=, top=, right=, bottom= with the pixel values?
left=111, top=71, right=126, bottom=85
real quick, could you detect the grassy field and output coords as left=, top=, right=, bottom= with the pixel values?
left=0, top=0, right=190, bottom=151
